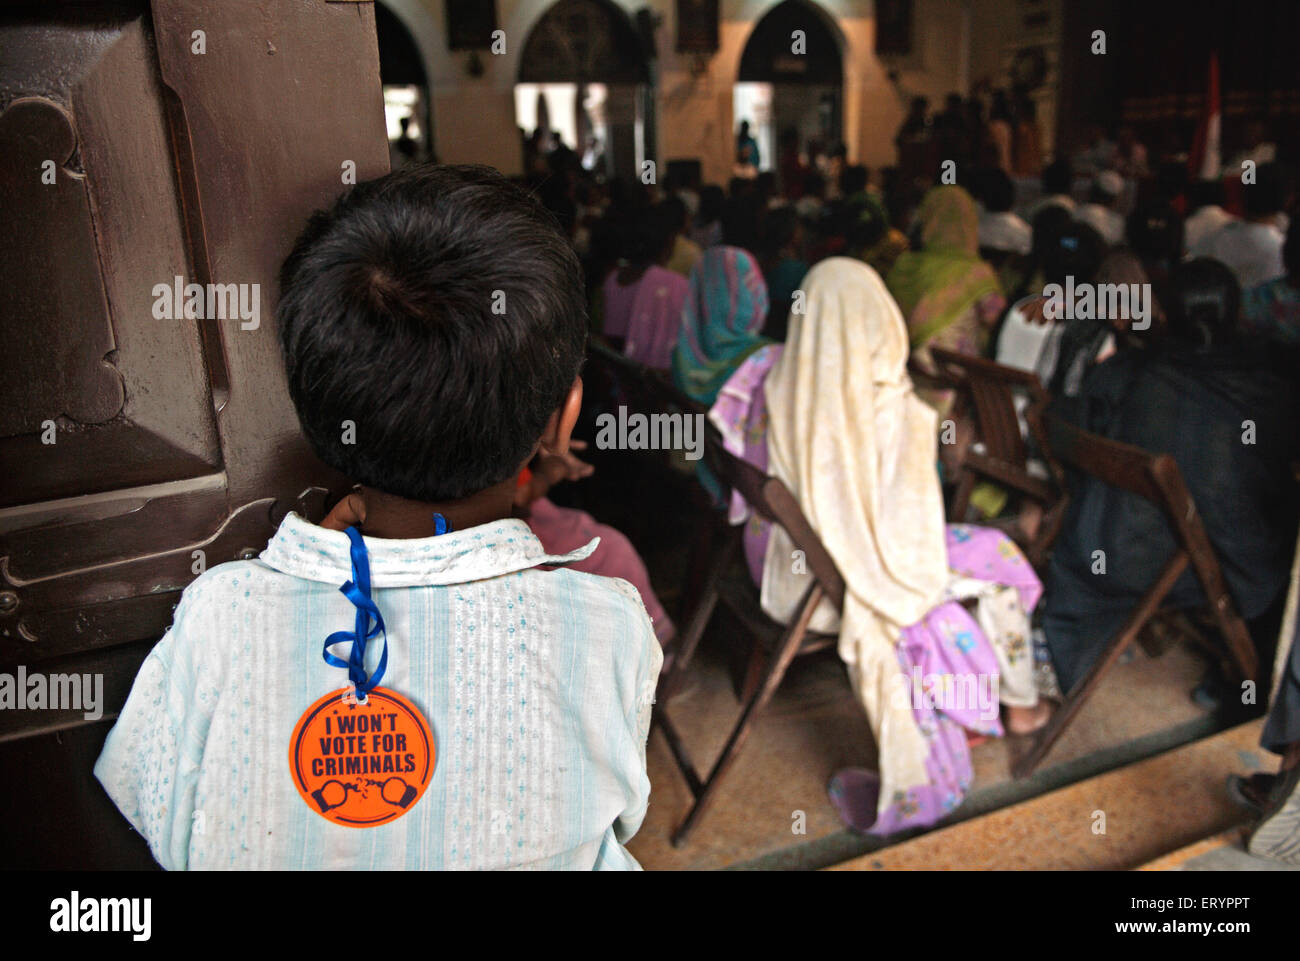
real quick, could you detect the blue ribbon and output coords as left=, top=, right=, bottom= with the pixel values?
left=321, top=516, right=451, bottom=698
left=322, top=526, right=388, bottom=699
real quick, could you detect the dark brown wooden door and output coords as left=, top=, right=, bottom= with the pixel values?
left=0, top=0, right=389, bottom=867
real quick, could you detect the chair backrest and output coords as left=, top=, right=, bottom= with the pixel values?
left=587, top=341, right=709, bottom=423
left=1043, top=412, right=1256, bottom=678
left=700, top=422, right=846, bottom=611
left=929, top=346, right=1045, bottom=467
left=586, top=340, right=654, bottom=409
left=1042, top=412, right=1167, bottom=505
left=928, top=348, right=1065, bottom=562
left=642, top=368, right=708, bottom=420
left=585, top=342, right=678, bottom=454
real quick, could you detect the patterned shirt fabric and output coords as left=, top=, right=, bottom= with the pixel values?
left=1241, top=276, right=1300, bottom=346
left=94, top=512, right=662, bottom=870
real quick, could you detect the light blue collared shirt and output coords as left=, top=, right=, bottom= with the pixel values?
left=94, top=512, right=661, bottom=870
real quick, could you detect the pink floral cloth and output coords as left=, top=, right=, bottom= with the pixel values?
left=709, top=343, right=785, bottom=584
left=876, top=524, right=1040, bottom=834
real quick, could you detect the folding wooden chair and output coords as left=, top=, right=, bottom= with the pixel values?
left=629, top=365, right=718, bottom=620
left=654, top=422, right=847, bottom=846
left=928, top=346, right=1067, bottom=569
left=1012, top=413, right=1260, bottom=777
left=642, top=367, right=708, bottom=419
left=583, top=343, right=708, bottom=459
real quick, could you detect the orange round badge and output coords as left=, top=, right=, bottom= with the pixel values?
left=289, top=686, right=434, bottom=827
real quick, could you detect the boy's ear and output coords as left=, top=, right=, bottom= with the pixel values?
left=539, top=376, right=583, bottom=456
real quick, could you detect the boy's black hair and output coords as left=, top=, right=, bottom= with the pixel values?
left=277, top=163, right=588, bottom=503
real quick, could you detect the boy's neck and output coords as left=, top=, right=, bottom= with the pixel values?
left=357, top=478, right=517, bottom=539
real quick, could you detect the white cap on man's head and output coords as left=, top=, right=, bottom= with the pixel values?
left=1095, top=170, right=1124, bottom=197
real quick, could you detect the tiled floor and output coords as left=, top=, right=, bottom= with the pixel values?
left=567, top=442, right=1271, bottom=871
left=627, top=629, right=1232, bottom=870
left=830, top=720, right=1276, bottom=870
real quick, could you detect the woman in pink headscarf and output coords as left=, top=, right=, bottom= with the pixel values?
left=601, top=202, right=690, bottom=370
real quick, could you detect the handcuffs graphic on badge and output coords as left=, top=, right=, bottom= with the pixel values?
left=288, top=518, right=447, bottom=827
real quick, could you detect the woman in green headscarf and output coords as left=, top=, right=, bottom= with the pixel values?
left=671, top=246, right=772, bottom=406
left=886, top=185, right=1005, bottom=414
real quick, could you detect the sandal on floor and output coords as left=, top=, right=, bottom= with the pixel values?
left=828, top=768, right=880, bottom=834
left=1226, top=772, right=1275, bottom=816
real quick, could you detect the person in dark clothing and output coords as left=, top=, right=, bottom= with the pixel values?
left=1262, top=623, right=1300, bottom=764
left=1043, top=258, right=1299, bottom=693
left=895, top=96, right=935, bottom=191
left=757, top=205, right=807, bottom=341
left=1046, top=248, right=1160, bottom=413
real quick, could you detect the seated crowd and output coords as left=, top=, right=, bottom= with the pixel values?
left=94, top=103, right=1300, bottom=869
left=530, top=107, right=1300, bottom=852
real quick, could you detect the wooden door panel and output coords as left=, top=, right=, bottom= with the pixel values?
left=0, top=0, right=388, bottom=860
left=0, top=9, right=221, bottom=509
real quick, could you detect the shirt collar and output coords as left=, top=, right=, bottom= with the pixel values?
left=259, top=512, right=597, bottom=588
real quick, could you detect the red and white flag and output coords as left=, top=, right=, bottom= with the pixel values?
left=1189, top=51, right=1221, bottom=180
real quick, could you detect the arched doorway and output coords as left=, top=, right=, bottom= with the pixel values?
left=516, top=0, right=651, bottom=180
left=736, top=0, right=843, bottom=176
left=376, top=1, right=433, bottom=166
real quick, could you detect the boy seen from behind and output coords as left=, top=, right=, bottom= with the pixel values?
left=95, top=164, right=662, bottom=870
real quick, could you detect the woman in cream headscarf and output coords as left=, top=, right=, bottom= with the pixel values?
left=709, top=257, right=1046, bottom=834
